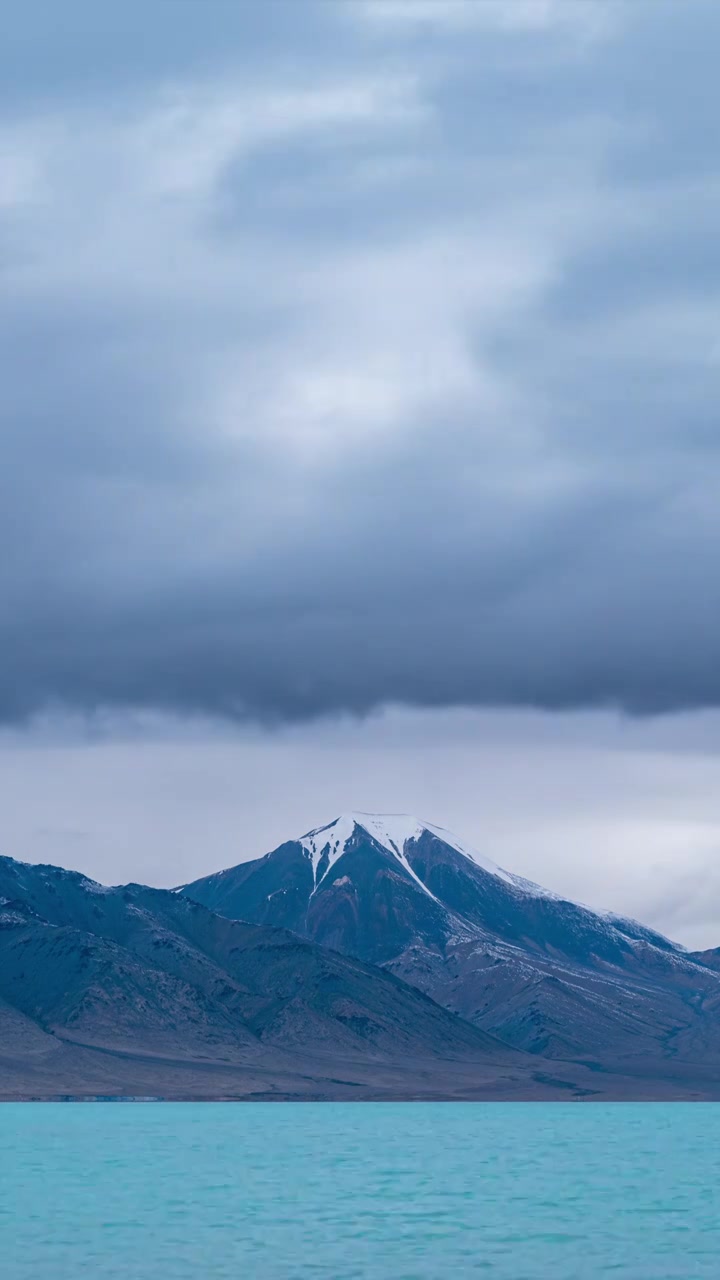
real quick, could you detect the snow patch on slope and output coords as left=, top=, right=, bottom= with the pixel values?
left=300, top=811, right=506, bottom=904
left=301, top=812, right=443, bottom=901
left=301, top=813, right=360, bottom=888
left=298, top=814, right=677, bottom=948
left=301, top=812, right=536, bottom=891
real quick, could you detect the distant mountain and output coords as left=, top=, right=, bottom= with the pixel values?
left=4, top=832, right=720, bottom=1099
left=0, top=853, right=539, bottom=1101
left=182, top=813, right=720, bottom=1069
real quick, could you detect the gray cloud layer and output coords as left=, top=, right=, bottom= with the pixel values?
left=2, top=0, right=720, bottom=722
left=4, top=706, right=720, bottom=949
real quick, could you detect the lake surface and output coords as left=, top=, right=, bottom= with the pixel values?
left=1, top=1103, right=718, bottom=1279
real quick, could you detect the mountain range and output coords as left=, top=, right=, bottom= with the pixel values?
left=2, top=812, right=720, bottom=1100
left=183, top=813, right=720, bottom=1085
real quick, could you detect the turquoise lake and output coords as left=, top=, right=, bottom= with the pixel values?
left=1, top=1103, right=718, bottom=1278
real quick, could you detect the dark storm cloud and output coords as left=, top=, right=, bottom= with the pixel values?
left=2, top=0, right=720, bottom=723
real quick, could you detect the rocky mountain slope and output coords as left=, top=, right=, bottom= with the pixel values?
left=4, top=826, right=720, bottom=1099
left=182, top=813, right=720, bottom=1071
left=0, top=853, right=541, bottom=1100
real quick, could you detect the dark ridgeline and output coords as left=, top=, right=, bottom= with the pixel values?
left=183, top=813, right=720, bottom=1071
left=2, top=815, right=720, bottom=1100
left=0, top=854, right=525, bottom=1101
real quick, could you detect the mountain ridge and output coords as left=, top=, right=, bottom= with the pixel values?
left=4, top=817, right=720, bottom=1099
left=0, top=851, right=549, bottom=1101
left=182, top=812, right=720, bottom=1069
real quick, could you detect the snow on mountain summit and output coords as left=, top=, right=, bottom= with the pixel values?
left=293, top=811, right=678, bottom=947
left=299, top=811, right=519, bottom=893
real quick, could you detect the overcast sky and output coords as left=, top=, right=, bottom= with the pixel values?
left=2, top=1, right=720, bottom=946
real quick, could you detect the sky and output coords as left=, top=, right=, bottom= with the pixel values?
left=2, top=0, right=720, bottom=947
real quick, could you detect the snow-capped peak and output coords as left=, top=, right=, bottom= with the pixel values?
left=299, top=811, right=519, bottom=897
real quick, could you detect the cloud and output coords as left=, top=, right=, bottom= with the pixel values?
left=4, top=706, right=720, bottom=948
left=349, top=0, right=609, bottom=36
left=2, top=0, right=720, bottom=724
